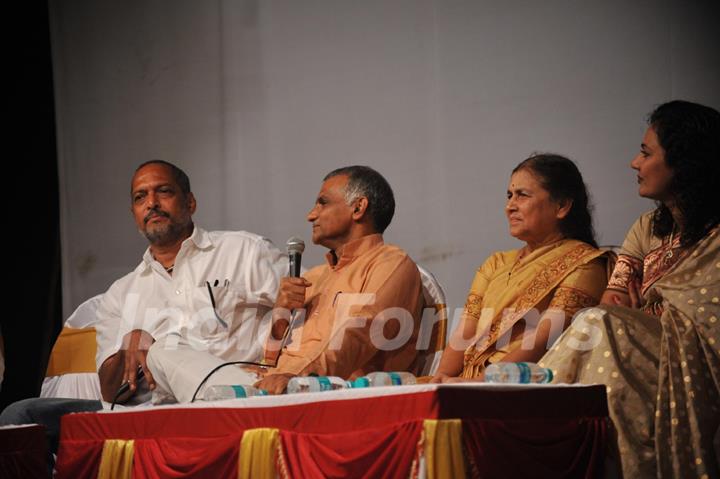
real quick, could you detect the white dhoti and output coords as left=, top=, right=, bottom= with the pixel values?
left=146, top=335, right=258, bottom=404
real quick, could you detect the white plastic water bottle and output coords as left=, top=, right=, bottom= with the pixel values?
left=286, top=376, right=352, bottom=393
left=484, top=362, right=553, bottom=384
left=202, top=385, right=268, bottom=401
left=353, top=371, right=417, bottom=387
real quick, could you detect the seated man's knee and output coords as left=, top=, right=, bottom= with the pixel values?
left=146, top=340, right=162, bottom=373
left=146, top=334, right=179, bottom=373
left=1, top=398, right=103, bottom=427
left=0, top=397, right=39, bottom=425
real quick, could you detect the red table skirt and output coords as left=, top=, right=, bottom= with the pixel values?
left=57, top=384, right=613, bottom=478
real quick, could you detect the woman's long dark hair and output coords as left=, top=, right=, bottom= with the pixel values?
left=513, top=153, right=598, bottom=248
left=648, top=100, right=720, bottom=247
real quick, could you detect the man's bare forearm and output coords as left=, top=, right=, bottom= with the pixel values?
left=98, top=353, right=124, bottom=402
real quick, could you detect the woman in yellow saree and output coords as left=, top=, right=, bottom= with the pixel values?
left=431, top=154, right=608, bottom=382
left=541, top=100, right=720, bottom=478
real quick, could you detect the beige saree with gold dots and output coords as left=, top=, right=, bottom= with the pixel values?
left=541, top=215, right=720, bottom=478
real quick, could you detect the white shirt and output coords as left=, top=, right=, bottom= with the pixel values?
left=95, top=227, right=288, bottom=370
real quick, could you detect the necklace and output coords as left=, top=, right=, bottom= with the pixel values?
left=165, top=264, right=174, bottom=274
left=507, top=248, right=527, bottom=283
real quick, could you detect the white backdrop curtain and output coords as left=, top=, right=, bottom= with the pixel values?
left=49, top=0, right=720, bottom=321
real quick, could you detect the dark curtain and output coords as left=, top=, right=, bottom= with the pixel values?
left=1, top=0, right=62, bottom=411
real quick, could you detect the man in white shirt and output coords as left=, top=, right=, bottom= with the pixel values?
left=0, top=160, right=286, bottom=460
left=97, top=160, right=287, bottom=404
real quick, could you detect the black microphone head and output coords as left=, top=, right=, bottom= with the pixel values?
left=286, top=236, right=305, bottom=255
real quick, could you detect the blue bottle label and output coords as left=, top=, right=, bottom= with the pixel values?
left=353, top=377, right=370, bottom=388
left=516, top=362, right=531, bottom=383
left=231, top=385, right=248, bottom=398
left=388, top=372, right=402, bottom=385
left=318, top=376, right=332, bottom=391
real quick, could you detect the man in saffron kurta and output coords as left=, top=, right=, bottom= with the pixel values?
left=257, top=166, right=423, bottom=394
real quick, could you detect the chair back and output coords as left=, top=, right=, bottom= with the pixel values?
left=65, top=294, right=103, bottom=328
left=42, top=295, right=103, bottom=399
left=412, top=264, right=448, bottom=376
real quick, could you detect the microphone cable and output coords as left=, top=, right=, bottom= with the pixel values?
left=189, top=308, right=306, bottom=402
left=110, top=367, right=145, bottom=410
left=190, top=360, right=268, bottom=403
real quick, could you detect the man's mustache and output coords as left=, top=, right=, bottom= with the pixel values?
left=144, top=209, right=170, bottom=224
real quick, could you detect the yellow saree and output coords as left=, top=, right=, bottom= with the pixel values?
left=541, top=216, right=720, bottom=478
left=460, top=239, right=607, bottom=378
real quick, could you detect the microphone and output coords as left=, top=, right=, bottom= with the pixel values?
left=273, top=237, right=306, bottom=357
left=286, top=236, right=305, bottom=277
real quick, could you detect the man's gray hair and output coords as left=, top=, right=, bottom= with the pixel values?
left=324, top=165, right=395, bottom=233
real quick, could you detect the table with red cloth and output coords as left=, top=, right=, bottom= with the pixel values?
left=56, top=383, right=615, bottom=478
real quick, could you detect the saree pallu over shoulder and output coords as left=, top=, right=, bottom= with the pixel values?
left=461, top=240, right=606, bottom=379
left=541, top=227, right=720, bottom=478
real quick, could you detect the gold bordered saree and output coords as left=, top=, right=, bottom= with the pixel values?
left=541, top=216, right=720, bottom=478
left=460, top=239, right=607, bottom=378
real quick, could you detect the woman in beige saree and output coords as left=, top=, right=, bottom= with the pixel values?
left=541, top=100, right=720, bottom=478
left=432, top=154, right=608, bottom=382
